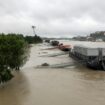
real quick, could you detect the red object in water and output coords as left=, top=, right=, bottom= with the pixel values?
left=58, top=44, right=71, bottom=51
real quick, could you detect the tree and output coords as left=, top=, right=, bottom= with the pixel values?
left=0, top=34, right=29, bottom=83
left=25, top=35, right=43, bottom=44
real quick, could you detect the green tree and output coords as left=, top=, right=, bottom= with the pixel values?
left=0, top=34, right=29, bottom=83
left=25, top=35, right=43, bottom=44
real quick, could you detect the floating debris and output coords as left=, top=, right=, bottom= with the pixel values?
left=51, top=40, right=59, bottom=46
left=36, top=62, right=75, bottom=69
left=41, top=63, right=50, bottom=66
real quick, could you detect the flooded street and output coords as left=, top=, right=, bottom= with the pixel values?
left=0, top=41, right=105, bottom=105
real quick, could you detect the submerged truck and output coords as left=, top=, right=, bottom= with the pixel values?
left=69, top=45, right=105, bottom=70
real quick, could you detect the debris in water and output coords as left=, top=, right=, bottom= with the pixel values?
left=41, top=63, right=50, bottom=66
left=36, top=62, right=75, bottom=69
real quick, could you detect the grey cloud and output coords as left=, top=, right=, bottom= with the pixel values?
left=0, top=0, right=105, bottom=37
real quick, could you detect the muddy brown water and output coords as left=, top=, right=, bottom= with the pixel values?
left=0, top=41, right=105, bottom=105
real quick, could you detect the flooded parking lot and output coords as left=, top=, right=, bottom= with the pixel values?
left=0, top=41, right=105, bottom=105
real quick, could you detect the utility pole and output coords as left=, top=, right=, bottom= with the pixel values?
left=32, top=26, right=36, bottom=36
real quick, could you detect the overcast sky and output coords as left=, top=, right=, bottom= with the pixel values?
left=0, top=0, right=105, bottom=37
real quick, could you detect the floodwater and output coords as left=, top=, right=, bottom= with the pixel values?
left=0, top=41, right=105, bottom=105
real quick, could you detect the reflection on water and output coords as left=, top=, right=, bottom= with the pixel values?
left=0, top=41, right=105, bottom=105
left=0, top=72, right=30, bottom=105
